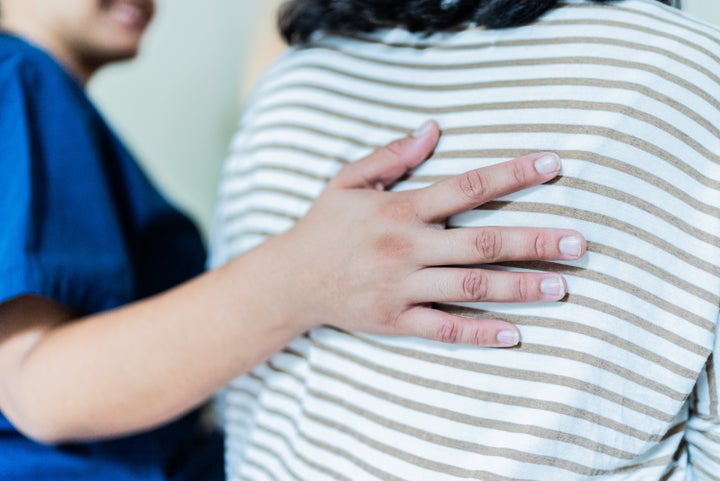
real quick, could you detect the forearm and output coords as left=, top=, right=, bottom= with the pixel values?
left=3, top=241, right=300, bottom=444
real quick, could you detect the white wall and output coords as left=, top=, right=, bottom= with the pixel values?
left=90, top=0, right=719, bottom=239
left=684, top=0, right=720, bottom=24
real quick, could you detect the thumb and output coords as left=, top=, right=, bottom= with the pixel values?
left=330, top=120, right=440, bottom=190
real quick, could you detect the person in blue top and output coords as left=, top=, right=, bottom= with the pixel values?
left=0, top=0, right=587, bottom=479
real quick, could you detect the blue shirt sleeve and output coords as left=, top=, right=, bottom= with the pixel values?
left=0, top=34, right=206, bottom=317
left=0, top=50, right=134, bottom=312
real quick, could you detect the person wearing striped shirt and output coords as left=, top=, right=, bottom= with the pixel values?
left=210, top=0, right=720, bottom=479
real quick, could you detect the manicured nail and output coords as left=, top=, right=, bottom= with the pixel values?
left=412, top=120, right=435, bottom=138
left=559, top=236, right=582, bottom=257
left=497, top=330, right=520, bottom=346
left=534, top=153, right=561, bottom=175
left=541, top=276, right=566, bottom=298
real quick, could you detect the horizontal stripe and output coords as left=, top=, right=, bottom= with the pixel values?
left=258, top=73, right=720, bottom=141
left=482, top=201, right=720, bottom=278
left=245, top=82, right=720, bottom=185
left=519, top=343, right=686, bottom=401
left=311, top=336, right=664, bottom=440
left=237, top=457, right=284, bottom=481
left=693, top=462, right=720, bottom=481
left=314, top=330, right=682, bottom=419
left=499, top=261, right=715, bottom=338
left=312, top=34, right=720, bottom=94
left=306, top=363, right=640, bottom=459
left=229, top=390, right=425, bottom=481
left=436, top=305, right=697, bottom=379
left=539, top=19, right=720, bottom=65
left=304, top=46, right=720, bottom=113
left=228, top=119, right=720, bottom=219
left=305, top=388, right=627, bottom=475
left=232, top=370, right=675, bottom=477
left=244, top=96, right=720, bottom=166
left=563, top=3, right=720, bottom=49
left=587, top=242, right=719, bottom=305
left=235, top=429, right=355, bottom=481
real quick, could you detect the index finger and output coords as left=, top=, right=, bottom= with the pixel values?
left=413, top=152, right=561, bottom=222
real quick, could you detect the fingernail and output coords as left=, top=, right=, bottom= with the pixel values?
left=559, top=236, right=582, bottom=257
left=412, top=120, right=435, bottom=138
left=497, top=330, right=520, bottom=346
left=541, top=276, right=566, bottom=298
left=534, top=153, right=561, bottom=175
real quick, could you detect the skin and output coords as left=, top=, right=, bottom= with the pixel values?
left=0, top=0, right=586, bottom=444
left=0, top=0, right=154, bottom=82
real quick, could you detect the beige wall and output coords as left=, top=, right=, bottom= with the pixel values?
left=89, top=0, right=718, bottom=239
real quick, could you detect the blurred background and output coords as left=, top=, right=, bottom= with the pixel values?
left=88, top=0, right=720, bottom=240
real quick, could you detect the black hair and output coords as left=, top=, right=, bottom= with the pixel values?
left=279, top=0, right=676, bottom=45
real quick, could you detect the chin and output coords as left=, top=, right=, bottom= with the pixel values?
left=79, top=42, right=141, bottom=72
left=97, top=29, right=145, bottom=60
left=108, top=42, right=142, bottom=61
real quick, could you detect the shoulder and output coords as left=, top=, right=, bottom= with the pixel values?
left=0, top=34, right=51, bottom=83
left=0, top=34, right=85, bottom=107
left=552, top=1, right=720, bottom=58
left=604, top=0, right=720, bottom=35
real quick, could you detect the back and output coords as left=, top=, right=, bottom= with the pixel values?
left=211, top=1, right=720, bottom=479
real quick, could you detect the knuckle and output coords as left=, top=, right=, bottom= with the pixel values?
left=436, top=319, right=461, bottom=344
left=534, top=233, right=549, bottom=258
left=336, top=163, right=352, bottom=176
left=458, top=170, right=489, bottom=201
left=514, top=276, right=531, bottom=302
left=377, top=196, right=417, bottom=222
left=469, top=327, right=494, bottom=346
left=384, top=311, right=403, bottom=331
left=384, top=139, right=407, bottom=160
left=462, top=271, right=490, bottom=301
left=476, top=230, right=502, bottom=261
left=511, top=160, right=527, bottom=186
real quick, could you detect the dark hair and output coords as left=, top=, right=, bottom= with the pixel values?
left=279, top=0, right=676, bottom=44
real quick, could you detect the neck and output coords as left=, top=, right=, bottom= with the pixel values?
left=1, top=20, right=95, bottom=84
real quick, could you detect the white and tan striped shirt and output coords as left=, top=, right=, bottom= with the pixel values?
left=210, top=0, right=720, bottom=479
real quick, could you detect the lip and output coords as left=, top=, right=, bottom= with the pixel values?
left=106, top=0, right=154, bottom=31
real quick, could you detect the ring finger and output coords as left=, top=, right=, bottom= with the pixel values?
left=408, top=268, right=568, bottom=304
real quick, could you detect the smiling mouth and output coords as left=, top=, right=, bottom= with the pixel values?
left=106, top=1, right=153, bottom=30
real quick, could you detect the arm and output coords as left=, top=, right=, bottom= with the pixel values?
left=686, top=316, right=720, bottom=480
left=0, top=123, right=585, bottom=444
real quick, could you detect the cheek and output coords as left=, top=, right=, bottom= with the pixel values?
left=77, top=17, right=145, bottom=58
left=51, top=5, right=104, bottom=45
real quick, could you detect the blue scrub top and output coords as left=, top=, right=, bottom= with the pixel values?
left=0, top=33, right=224, bottom=480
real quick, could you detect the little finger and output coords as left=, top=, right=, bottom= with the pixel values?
left=392, top=306, right=521, bottom=347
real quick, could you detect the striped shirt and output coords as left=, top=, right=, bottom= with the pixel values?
left=210, top=1, right=720, bottom=479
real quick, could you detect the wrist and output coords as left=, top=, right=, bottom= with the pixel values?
left=225, top=234, right=316, bottom=337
